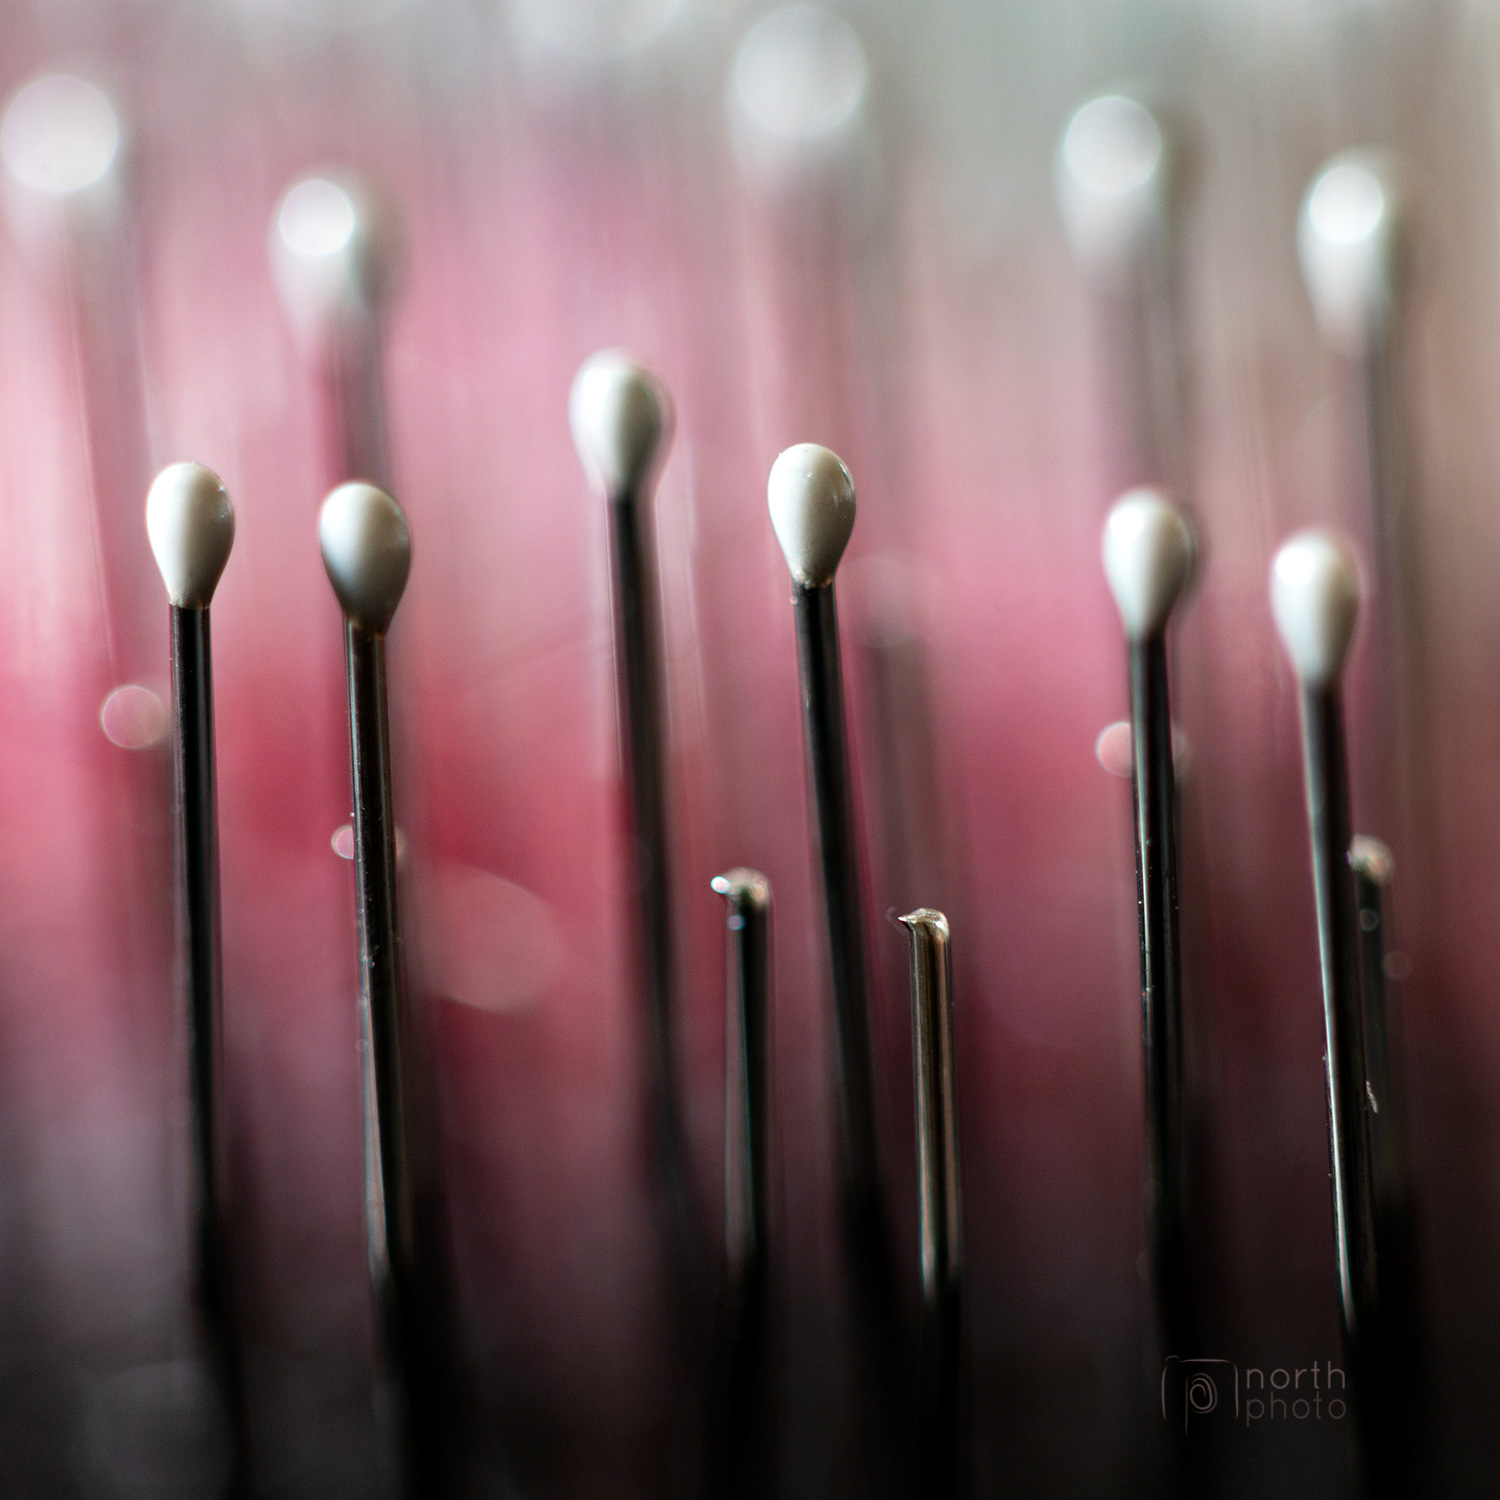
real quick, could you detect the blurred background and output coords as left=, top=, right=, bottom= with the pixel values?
left=0, top=0, right=1497, bottom=1494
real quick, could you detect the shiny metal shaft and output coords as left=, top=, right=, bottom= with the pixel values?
left=1297, top=682, right=1378, bottom=1347
left=901, top=908, right=963, bottom=1500
left=1127, top=636, right=1190, bottom=1350
left=168, top=604, right=247, bottom=1493
left=790, top=578, right=903, bottom=1475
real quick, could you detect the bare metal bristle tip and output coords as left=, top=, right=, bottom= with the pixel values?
left=773, top=443, right=902, bottom=1474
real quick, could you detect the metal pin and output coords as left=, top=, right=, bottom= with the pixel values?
left=1349, top=835, right=1425, bottom=1491
left=703, top=870, right=775, bottom=1500
left=145, top=463, right=245, bottom=1490
left=1270, top=531, right=1377, bottom=1350
left=1101, top=490, right=1196, bottom=1353
left=569, top=353, right=702, bottom=1318
left=899, top=909, right=963, bottom=1500
left=2, top=73, right=157, bottom=682
left=318, top=481, right=440, bottom=1495
left=766, top=444, right=902, bottom=1437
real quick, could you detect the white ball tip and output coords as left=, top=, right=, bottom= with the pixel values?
left=768, top=443, right=856, bottom=587
left=568, top=351, right=671, bottom=500
left=1055, top=92, right=1169, bottom=277
left=1270, top=529, right=1360, bottom=687
left=1101, top=488, right=1194, bottom=640
left=145, top=463, right=235, bottom=608
left=271, top=171, right=403, bottom=343
left=1297, top=150, right=1404, bottom=355
left=319, top=482, right=411, bottom=633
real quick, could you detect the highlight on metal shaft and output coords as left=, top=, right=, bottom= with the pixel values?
left=1299, top=151, right=1421, bottom=837
left=1350, top=836, right=1404, bottom=1212
left=900, top=908, right=964, bottom=1500
left=146, top=461, right=246, bottom=1488
left=768, top=442, right=904, bottom=1484
left=713, top=869, right=773, bottom=1302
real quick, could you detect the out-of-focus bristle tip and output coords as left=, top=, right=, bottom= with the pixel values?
left=1298, top=150, right=1406, bottom=356
left=569, top=351, right=672, bottom=501
left=729, top=5, right=869, bottom=182
left=899, top=908, right=950, bottom=940
left=271, top=171, right=405, bottom=342
left=1055, top=91, right=1171, bottom=278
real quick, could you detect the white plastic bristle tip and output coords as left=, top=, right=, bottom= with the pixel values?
left=1101, top=488, right=1194, bottom=641
left=1297, top=151, right=1403, bottom=356
left=271, top=172, right=403, bottom=343
left=732, top=6, right=868, bottom=146
left=568, top=352, right=671, bottom=501
left=1055, top=92, right=1168, bottom=277
left=145, top=463, right=235, bottom=609
left=319, top=482, right=411, bottom=634
left=768, top=444, right=856, bottom=588
left=1270, top=529, right=1360, bottom=688
left=1, top=75, right=120, bottom=197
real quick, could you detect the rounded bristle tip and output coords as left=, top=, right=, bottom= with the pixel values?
left=145, top=462, right=235, bottom=609
left=767, top=443, right=856, bottom=587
